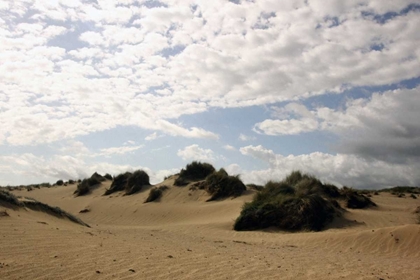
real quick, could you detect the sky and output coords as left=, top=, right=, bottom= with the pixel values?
left=0, top=0, right=419, bottom=189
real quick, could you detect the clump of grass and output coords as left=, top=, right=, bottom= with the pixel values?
left=0, top=189, right=23, bottom=207
left=104, top=170, right=150, bottom=196
left=125, top=170, right=150, bottom=195
left=174, top=161, right=215, bottom=186
left=74, top=174, right=103, bottom=196
left=91, top=172, right=106, bottom=182
left=340, top=187, right=377, bottom=209
left=144, top=185, right=169, bottom=203
left=204, top=169, right=246, bottom=201
left=104, top=173, right=113, bottom=180
left=104, top=172, right=132, bottom=195
left=410, top=194, right=417, bottom=199
left=0, top=190, right=89, bottom=227
left=234, top=171, right=342, bottom=232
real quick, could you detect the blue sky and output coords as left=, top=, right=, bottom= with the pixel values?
left=1, top=0, right=419, bottom=189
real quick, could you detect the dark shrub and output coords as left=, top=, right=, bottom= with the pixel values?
left=91, top=172, right=106, bottom=182
left=234, top=171, right=342, bottom=232
left=104, top=173, right=113, bottom=180
left=174, top=161, right=215, bottom=186
left=340, top=187, right=377, bottom=209
left=144, top=186, right=169, bottom=203
left=234, top=194, right=339, bottom=231
left=68, top=180, right=75, bottom=184
left=104, top=172, right=132, bottom=195
left=56, top=180, right=64, bottom=186
left=75, top=176, right=102, bottom=196
left=204, top=169, right=246, bottom=201
left=374, top=191, right=379, bottom=195
left=125, top=170, right=150, bottom=195
left=410, top=194, right=417, bottom=199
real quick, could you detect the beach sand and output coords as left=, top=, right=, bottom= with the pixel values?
left=1, top=179, right=419, bottom=280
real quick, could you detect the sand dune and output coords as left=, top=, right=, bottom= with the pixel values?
left=1, top=179, right=419, bottom=280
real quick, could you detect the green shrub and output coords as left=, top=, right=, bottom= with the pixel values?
left=234, top=171, right=342, bottom=232
left=91, top=172, right=106, bottom=182
left=340, top=187, right=377, bottom=209
left=68, top=180, right=75, bottom=184
left=56, top=180, right=64, bottom=186
left=144, top=185, right=169, bottom=203
left=125, top=170, right=150, bottom=195
left=74, top=175, right=102, bottom=196
left=104, top=173, right=113, bottom=180
left=104, top=172, right=132, bottom=195
left=174, top=161, right=215, bottom=186
left=204, top=169, right=246, bottom=201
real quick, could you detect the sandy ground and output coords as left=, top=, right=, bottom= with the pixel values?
left=1, top=179, right=419, bottom=280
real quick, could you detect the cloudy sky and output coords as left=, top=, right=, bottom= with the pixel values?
left=1, top=0, right=419, bottom=189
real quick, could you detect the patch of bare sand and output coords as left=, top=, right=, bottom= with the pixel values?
left=1, top=184, right=419, bottom=280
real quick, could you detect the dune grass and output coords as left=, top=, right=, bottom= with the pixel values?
left=104, top=170, right=150, bottom=196
left=234, top=171, right=343, bottom=232
left=340, top=187, right=377, bottom=209
left=174, top=161, right=215, bottom=186
left=0, top=189, right=89, bottom=227
left=125, top=170, right=150, bottom=195
left=74, top=174, right=103, bottom=197
left=204, top=169, right=246, bottom=201
left=144, top=185, right=169, bottom=203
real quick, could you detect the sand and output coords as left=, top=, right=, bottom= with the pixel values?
left=1, top=179, right=419, bottom=280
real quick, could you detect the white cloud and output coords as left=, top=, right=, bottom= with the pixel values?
left=223, top=144, right=236, bottom=151
left=93, top=145, right=143, bottom=157
left=145, top=132, right=159, bottom=141
left=239, top=133, right=256, bottom=141
left=177, top=144, right=215, bottom=162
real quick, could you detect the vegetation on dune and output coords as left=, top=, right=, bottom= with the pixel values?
left=56, top=180, right=64, bottom=186
left=104, top=173, right=113, bottom=180
left=204, top=169, right=246, bottom=201
left=379, top=186, right=420, bottom=194
left=104, top=170, right=150, bottom=196
left=234, top=171, right=343, bottom=232
left=104, top=172, right=132, bottom=195
left=174, top=161, right=215, bottom=186
left=74, top=173, right=104, bottom=196
left=0, top=189, right=89, bottom=227
left=125, top=170, right=151, bottom=195
left=340, top=187, right=377, bottom=209
left=144, top=185, right=169, bottom=203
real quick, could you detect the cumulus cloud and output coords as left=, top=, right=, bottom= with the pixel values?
left=255, top=87, right=420, bottom=163
left=1, top=0, right=419, bottom=147
left=177, top=144, right=215, bottom=162
left=239, top=145, right=420, bottom=189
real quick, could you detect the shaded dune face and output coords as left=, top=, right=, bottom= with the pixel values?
left=1, top=179, right=419, bottom=280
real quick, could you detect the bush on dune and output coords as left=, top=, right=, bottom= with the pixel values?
left=174, top=161, right=215, bottom=186
left=125, top=170, right=150, bottom=195
left=204, top=169, right=246, bottom=201
left=339, top=187, right=377, bottom=209
left=104, top=170, right=150, bottom=196
left=234, top=171, right=343, bottom=232
left=104, top=173, right=113, bottom=180
left=104, top=172, right=132, bottom=195
left=144, top=185, right=169, bottom=203
left=74, top=173, right=103, bottom=196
